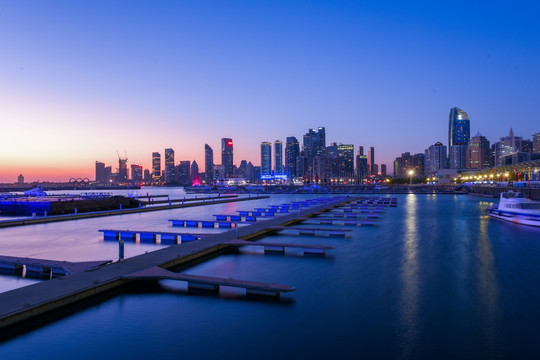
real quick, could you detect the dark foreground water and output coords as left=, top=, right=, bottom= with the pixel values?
left=1, top=193, right=540, bottom=359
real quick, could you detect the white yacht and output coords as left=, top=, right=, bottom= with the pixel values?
left=487, top=191, right=540, bottom=227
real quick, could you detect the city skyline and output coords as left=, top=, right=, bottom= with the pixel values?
left=1, top=1, right=539, bottom=182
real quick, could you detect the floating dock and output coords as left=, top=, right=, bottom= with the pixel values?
left=0, top=196, right=378, bottom=330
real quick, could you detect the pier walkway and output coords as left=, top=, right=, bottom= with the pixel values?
left=0, top=196, right=353, bottom=331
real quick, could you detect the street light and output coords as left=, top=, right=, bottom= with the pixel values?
left=408, top=170, right=414, bottom=186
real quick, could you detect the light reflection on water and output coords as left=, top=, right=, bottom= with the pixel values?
left=2, top=193, right=540, bottom=359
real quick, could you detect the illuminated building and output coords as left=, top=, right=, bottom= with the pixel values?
left=467, top=133, right=491, bottom=169
left=285, top=136, right=300, bottom=179
left=449, top=143, right=467, bottom=169
left=533, top=133, right=540, bottom=154
left=131, top=164, right=143, bottom=183
left=261, top=142, right=272, bottom=176
left=95, top=161, right=105, bottom=183
left=424, top=142, right=447, bottom=173
left=164, top=148, right=175, bottom=184
left=448, top=107, right=471, bottom=149
left=367, top=147, right=375, bottom=176
left=493, top=128, right=522, bottom=166
left=221, top=138, right=234, bottom=178
left=205, top=144, right=214, bottom=185
left=118, top=157, right=128, bottom=183
left=274, top=140, right=283, bottom=175
left=303, top=127, right=326, bottom=180
left=177, top=161, right=191, bottom=186
left=356, top=146, right=368, bottom=182
left=191, top=161, right=199, bottom=185
left=152, top=152, right=161, bottom=184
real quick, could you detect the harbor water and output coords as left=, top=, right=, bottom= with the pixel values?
left=1, top=191, right=540, bottom=359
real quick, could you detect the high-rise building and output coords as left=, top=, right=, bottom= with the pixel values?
left=143, top=169, right=151, bottom=183
left=337, top=144, right=354, bottom=180
left=177, top=161, right=191, bottom=185
left=448, top=107, right=471, bottom=149
left=152, top=152, right=161, bottom=184
left=95, top=161, right=105, bottom=183
left=261, top=142, right=272, bottom=176
left=285, top=136, right=300, bottom=179
left=356, top=146, right=368, bottom=183
left=449, top=144, right=468, bottom=169
left=381, top=164, right=387, bottom=177
left=302, top=127, right=326, bottom=181
left=424, top=142, right=447, bottom=174
left=521, top=140, right=533, bottom=153
left=118, top=157, right=128, bottom=183
left=238, top=160, right=248, bottom=178
left=164, top=148, right=175, bottom=184
left=494, top=128, right=522, bottom=166
left=274, top=140, right=283, bottom=175
left=221, top=138, right=234, bottom=178
left=131, top=164, right=143, bottom=183
left=205, top=144, right=214, bottom=185
left=191, top=161, right=199, bottom=184
left=367, top=147, right=375, bottom=176
left=467, top=133, right=492, bottom=169
left=533, top=133, right=540, bottom=154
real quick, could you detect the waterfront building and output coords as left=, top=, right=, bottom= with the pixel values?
left=303, top=127, right=326, bottom=181
left=448, top=107, right=471, bottom=150
left=326, top=143, right=339, bottom=182
left=449, top=143, right=468, bottom=169
left=191, top=161, right=199, bottom=185
left=274, top=140, right=283, bottom=175
left=177, top=161, right=191, bottom=186
left=17, top=174, right=24, bottom=184
left=213, top=164, right=225, bottom=181
left=205, top=144, right=214, bottom=185
left=152, top=152, right=161, bottom=184
left=356, top=146, right=368, bottom=183
left=533, top=132, right=540, bottom=154
left=337, top=144, right=354, bottom=181
left=143, top=169, right=151, bottom=183
left=221, top=138, right=234, bottom=178
left=522, top=139, right=533, bottom=153
left=367, top=147, right=376, bottom=176
left=118, top=156, right=128, bottom=183
left=237, top=160, right=248, bottom=179
left=164, top=148, right=175, bottom=184
left=424, top=142, right=447, bottom=174
left=285, top=136, right=300, bottom=180
left=261, top=142, right=272, bottom=176
left=296, top=152, right=308, bottom=182
left=466, top=134, right=491, bottom=169
left=246, top=162, right=255, bottom=182
left=493, top=128, right=523, bottom=166
left=104, top=166, right=112, bottom=183
left=381, top=164, right=387, bottom=177
left=95, top=161, right=105, bottom=183
left=131, top=164, right=143, bottom=183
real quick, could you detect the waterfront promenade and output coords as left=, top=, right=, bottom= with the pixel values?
left=0, top=196, right=351, bottom=331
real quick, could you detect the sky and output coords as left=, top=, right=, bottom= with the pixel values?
left=0, top=0, right=539, bottom=182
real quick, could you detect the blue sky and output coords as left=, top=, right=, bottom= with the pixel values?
left=0, top=1, right=539, bottom=181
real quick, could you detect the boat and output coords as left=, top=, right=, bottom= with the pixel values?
left=487, top=191, right=540, bottom=227
left=24, top=185, right=47, bottom=197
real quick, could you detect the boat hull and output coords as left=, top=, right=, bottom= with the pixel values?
left=487, top=209, right=540, bottom=228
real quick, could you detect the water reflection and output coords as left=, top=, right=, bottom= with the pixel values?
left=399, top=194, right=420, bottom=358
left=476, top=214, right=502, bottom=354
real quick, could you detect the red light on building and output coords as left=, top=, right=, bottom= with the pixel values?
left=227, top=141, right=233, bottom=146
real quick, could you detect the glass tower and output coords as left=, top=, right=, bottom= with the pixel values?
left=448, top=107, right=471, bottom=149
left=261, top=142, right=272, bottom=176
left=221, top=138, right=234, bottom=178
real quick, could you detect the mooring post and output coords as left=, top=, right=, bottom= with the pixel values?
left=119, top=239, right=125, bottom=262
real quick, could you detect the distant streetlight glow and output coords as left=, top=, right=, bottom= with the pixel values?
left=408, top=170, right=414, bottom=186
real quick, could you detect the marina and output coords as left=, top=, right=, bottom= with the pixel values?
left=0, top=191, right=540, bottom=359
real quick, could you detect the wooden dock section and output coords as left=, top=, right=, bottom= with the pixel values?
left=226, top=239, right=335, bottom=255
left=0, top=196, right=354, bottom=331
left=98, top=229, right=213, bottom=244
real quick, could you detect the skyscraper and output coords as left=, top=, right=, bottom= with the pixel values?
left=221, top=138, right=234, bottom=178
left=152, top=152, right=161, bottom=184
left=191, top=161, right=199, bottom=184
left=337, top=144, right=354, bottom=180
left=118, top=157, right=128, bottom=183
left=131, top=164, right=143, bottom=183
left=467, top=133, right=492, bottom=169
left=285, top=136, right=300, bottom=179
left=449, top=144, right=468, bottom=169
left=274, top=140, right=283, bottom=175
left=533, top=133, right=540, bottom=154
left=205, top=144, right=214, bottom=185
left=494, top=128, right=522, bottom=166
left=303, top=127, right=326, bottom=181
left=367, top=147, right=375, bottom=176
left=95, top=161, right=105, bottom=183
left=356, top=146, right=368, bottom=183
left=261, top=142, right=272, bottom=176
left=448, top=107, right=471, bottom=149
left=424, top=142, right=447, bottom=173
left=164, top=148, right=175, bottom=184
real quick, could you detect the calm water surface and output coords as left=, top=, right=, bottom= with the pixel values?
left=1, top=192, right=540, bottom=359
